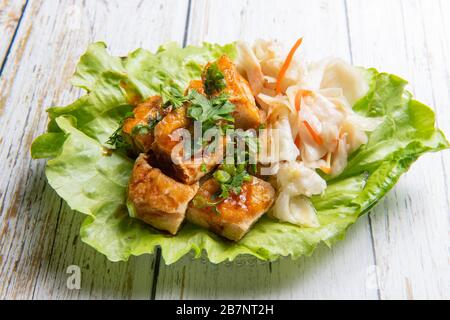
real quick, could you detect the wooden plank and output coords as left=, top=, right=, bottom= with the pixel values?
left=156, top=218, right=378, bottom=299
left=346, top=0, right=450, bottom=299
left=154, top=0, right=379, bottom=300
left=0, top=0, right=189, bottom=299
left=0, top=0, right=28, bottom=68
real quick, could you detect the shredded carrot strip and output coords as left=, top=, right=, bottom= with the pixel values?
left=303, top=120, right=323, bottom=145
left=294, top=134, right=301, bottom=149
left=295, top=91, right=302, bottom=112
left=276, top=37, right=303, bottom=94
left=295, top=89, right=312, bottom=112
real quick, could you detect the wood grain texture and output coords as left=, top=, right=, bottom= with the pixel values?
left=154, top=0, right=378, bottom=300
left=0, top=0, right=448, bottom=300
left=0, top=0, right=28, bottom=68
left=346, top=0, right=450, bottom=299
left=0, top=0, right=189, bottom=299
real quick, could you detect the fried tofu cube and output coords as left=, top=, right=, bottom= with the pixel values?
left=152, top=105, right=223, bottom=184
left=203, top=55, right=263, bottom=129
left=186, top=176, right=275, bottom=241
left=152, top=105, right=191, bottom=155
left=152, top=147, right=224, bottom=185
left=186, top=79, right=205, bottom=95
left=127, top=154, right=199, bottom=234
left=122, top=96, right=168, bottom=152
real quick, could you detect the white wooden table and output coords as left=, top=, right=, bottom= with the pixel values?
left=0, top=0, right=449, bottom=300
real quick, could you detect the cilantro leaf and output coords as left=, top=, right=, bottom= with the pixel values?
left=187, top=90, right=235, bottom=128
left=191, top=194, right=222, bottom=215
left=131, top=109, right=163, bottom=136
left=147, top=111, right=163, bottom=130
left=160, top=84, right=187, bottom=108
left=204, top=63, right=226, bottom=95
left=106, top=112, right=134, bottom=149
left=106, top=128, right=130, bottom=149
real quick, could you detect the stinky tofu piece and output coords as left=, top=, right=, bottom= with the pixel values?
left=187, top=176, right=275, bottom=241
left=152, top=105, right=223, bottom=184
left=203, top=55, right=263, bottom=129
left=122, top=96, right=167, bottom=152
left=127, top=154, right=199, bottom=234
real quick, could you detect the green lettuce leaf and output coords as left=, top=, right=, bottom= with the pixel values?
left=31, top=42, right=449, bottom=264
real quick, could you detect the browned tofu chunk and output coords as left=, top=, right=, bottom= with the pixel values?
left=127, top=154, right=199, bottom=234
left=152, top=104, right=190, bottom=154
left=186, top=79, right=205, bottom=95
left=122, top=96, right=168, bottom=152
left=152, top=105, right=223, bottom=184
left=203, top=55, right=263, bottom=129
left=186, top=177, right=275, bottom=241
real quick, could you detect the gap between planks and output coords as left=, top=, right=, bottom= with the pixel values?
left=153, top=0, right=378, bottom=300
left=0, top=0, right=190, bottom=300
left=0, top=0, right=29, bottom=77
left=150, top=0, right=193, bottom=300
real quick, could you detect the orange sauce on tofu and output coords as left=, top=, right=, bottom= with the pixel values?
left=219, top=184, right=250, bottom=211
left=153, top=106, right=190, bottom=154
left=122, top=96, right=163, bottom=135
left=187, top=79, right=205, bottom=95
left=123, top=107, right=150, bottom=134
left=217, top=181, right=256, bottom=224
left=121, top=96, right=164, bottom=152
left=195, top=178, right=257, bottom=224
left=208, top=56, right=261, bottom=129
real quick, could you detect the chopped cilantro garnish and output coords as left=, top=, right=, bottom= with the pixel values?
left=148, top=112, right=163, bottom=130
left=131, top=110, right=163, bottom=136
left=106, top=106, right=163, bottom=150
left=185, top=90, right=235, bottom=158
left=187, top=90, right=235, bottom=131
left=214, top=168, right=251, bottom=200
left=106, top=111, right=135, bottom=149
left=204, top=63, right=226, bottom=96
left=160, top=84, right=187, bottom=109
left=234, top=130, right=258, bottom=173
left=131, top=124, right=151, bottom=136
left=191, top=195, right=222, bottom=215
left=106, top=128, right=130, bottom=149
left=210, top=129, right=258, bottom=204
left=123, top=111, right=135, bottom=119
